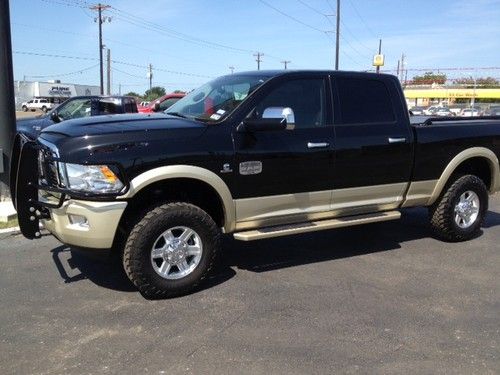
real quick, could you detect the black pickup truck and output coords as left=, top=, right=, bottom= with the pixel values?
left=16, top=95, right=138, bottom=139
left=11, top=71, right=500, bottom=298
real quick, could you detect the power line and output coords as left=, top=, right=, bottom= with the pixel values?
left=24, top=63, right=99, bottom=79
left=258, top=0, right=327, bottom=33
left=345, top=0, right=378, bottom=38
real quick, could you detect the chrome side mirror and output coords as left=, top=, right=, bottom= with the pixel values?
left=262, top=107, right=295, bottom=128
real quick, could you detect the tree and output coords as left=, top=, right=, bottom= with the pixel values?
left=144, top=86, right=166, bottom=101
left=454, top=77, right=499, bottom=88
left=411, top=71, right=447, bottom=85
left=125, top=91, right=142, bottom=98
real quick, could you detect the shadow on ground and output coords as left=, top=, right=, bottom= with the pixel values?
left=49, top=207, right=500, bottom=295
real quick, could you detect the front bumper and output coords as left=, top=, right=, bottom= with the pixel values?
left=11, top=133, right=127, bottom=248
left=42, top=200, right=127, bottom=249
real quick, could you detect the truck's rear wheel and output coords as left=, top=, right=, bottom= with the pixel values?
left=41, top=106, right=47, bottom=113
left=123, top=202, right=221, bottom=299
left=429, top=175, right=488, bottom=242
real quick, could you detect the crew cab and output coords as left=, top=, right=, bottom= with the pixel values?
left=11, top=71, right=500, bottom=298
left=21, top=98, right=54, bottom=113
left=17, top=95, right=138, bottom=139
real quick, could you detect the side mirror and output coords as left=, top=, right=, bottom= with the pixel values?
left=152, top=102, right=160, bottom=112
left=50, top=111, right=61, bottom=123
left=262, top=106, right=295, bottom=126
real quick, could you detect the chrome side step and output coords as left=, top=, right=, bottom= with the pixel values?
left=233, top=210, right=401, bottom=241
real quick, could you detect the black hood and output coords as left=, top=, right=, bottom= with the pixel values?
left=41, top=113, right=205, bottom=138
left=16, top=115, right=54, bottom=139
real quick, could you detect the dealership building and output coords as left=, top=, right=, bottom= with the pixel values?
left=14, top=80, right=100, bottom=110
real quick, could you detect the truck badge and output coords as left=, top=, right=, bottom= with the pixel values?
left=220, top=163, right=233, bottom=174
left=239, top=161, right=262, bottom=175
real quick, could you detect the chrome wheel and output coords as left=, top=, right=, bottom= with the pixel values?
left=150, top=226, right=203, bottom=280
left=454, top=190, right=480, bottom=229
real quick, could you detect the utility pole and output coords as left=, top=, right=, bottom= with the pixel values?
left=281, top=60, right=291, bottom=70
left=106, top=48, right=111, bottom=95
left=400, top=53, right=406, bottom=82
left=118, top=83, right=121, bottom=95
left=148, top=63, right=153, bottom=90
left=91, top=3, right=111, bottom=95
left=376, top=39, right=382, bottom=74
left=396, top=60, right=400, bottom=79
left=253, top=52, right=264, bottom=70
left=0, top=0, right=16, bottom=198
left=229, top=66, right=235, bottom=74
left=335, top=0, right=340, bottom=70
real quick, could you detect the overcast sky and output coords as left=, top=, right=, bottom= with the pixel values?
left=10, top=0, right=500, bottom=94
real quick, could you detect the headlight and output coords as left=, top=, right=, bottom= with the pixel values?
left=58, top=163, right=124, bottom=194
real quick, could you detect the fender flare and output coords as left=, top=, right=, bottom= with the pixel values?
left=119, top=165, right=235, bottom=232
left=429, top=147, right=500, bottom=205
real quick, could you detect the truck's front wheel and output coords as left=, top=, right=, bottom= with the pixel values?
left=123, top=202, right=221, bottom=298
left=429, top=175, right=488, bottom=242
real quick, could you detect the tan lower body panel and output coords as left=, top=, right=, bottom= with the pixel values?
left=233, top=210, right=401, bottom=241
left=234, top=183, right=408, bottom=231
left=401, top=180, right=438, bottom=208
left=42, top=200, right=127, bottom=249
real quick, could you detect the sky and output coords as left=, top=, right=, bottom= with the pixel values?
left=10, top=0, right=500, bottom=95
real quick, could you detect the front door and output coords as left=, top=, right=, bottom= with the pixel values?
left=331, top=74, right=414, bottom=214
left=232, top=74, right=335, bottom=229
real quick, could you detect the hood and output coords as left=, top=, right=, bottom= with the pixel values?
left=16, top=115, right=54, bottom=138
left=41, top=113, right=205, bottom=138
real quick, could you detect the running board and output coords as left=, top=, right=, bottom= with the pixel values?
left=233, top=211, right=401, bottom=241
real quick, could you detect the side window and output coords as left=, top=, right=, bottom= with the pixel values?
left=159, top=98, right=181, bottom=111
left=252, top=78, right=326, bottom=129
left=28, top=100, right=33, bottom=104
left=336, top=77, right=395, bottom=124
left=57, top=99, right=92, bottom=120
left=98, top=100, right=119, bottom=115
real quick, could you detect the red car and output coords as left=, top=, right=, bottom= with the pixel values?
left=137, top=93, right=185, bottom=113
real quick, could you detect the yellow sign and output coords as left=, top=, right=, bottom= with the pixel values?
left=373, top=54, right=385, bottom=67
left=404, top=88, right=500, bottom=99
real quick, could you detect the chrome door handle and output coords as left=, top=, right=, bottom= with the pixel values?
left=307, top=142, right=330, bottom=149
left=388, top=137, right=407, bottom=144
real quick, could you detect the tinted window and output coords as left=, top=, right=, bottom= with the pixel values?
left=57, top=98, right=92, bottom=120
left=337, top=78, right=395, bottom=124
left=98, top=100, right=119, bottom=115
left=159, top=97, right=181, bottom=111
left=252, top=78, right=326, bottom=129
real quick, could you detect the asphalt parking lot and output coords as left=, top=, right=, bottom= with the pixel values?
left=0, top=197, right=499, bottom=374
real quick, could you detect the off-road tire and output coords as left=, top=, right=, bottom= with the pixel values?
left=429, top=175, right=488, bottom=242
left=123, top=202, right=221, bottom=299
left=22, top=105, right=28, bottom=112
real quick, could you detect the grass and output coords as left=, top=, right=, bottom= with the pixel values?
left=0, top=218, right=19, bottom=230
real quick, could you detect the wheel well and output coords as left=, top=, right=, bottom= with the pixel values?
left=452, top=157, right=492, bottom=190
left=117, top=178, right=225, bottom=233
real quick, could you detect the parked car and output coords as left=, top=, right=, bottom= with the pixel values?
left=423, top=106, right=442, bottom=115
left=459, top=107, right=481, bottom=117
left=484, top=106, right=500, bottom=116
left=21, top=98, right=55, bottom=113
left=434, top=107, right=455, bottom=117
left=138, top=93, right=185, bottom=113
left=12, top=70, right=500, bottom=298
left=409, top=106, right=425, bottom=115
left=17, top=96, right=138, bottom=139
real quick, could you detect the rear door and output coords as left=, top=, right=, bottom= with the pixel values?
left=331, top=74, right=413, bottom=214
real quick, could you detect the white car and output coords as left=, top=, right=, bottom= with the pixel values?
left=423, top=106, right=440, bottom=115
left=459, top=108, right=481, bottom=117
left=21, top=98, right=54, bottom=113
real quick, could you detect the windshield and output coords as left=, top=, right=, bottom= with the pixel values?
left=165, top=74, right=270, bottom=122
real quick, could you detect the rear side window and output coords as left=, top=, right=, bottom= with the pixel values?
left=336, top=77, right=395, bottom=124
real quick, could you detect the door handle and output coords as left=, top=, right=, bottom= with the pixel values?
left=307, top=142, right=330, bottom=149
left=388, top=137, right=407, bottom=144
